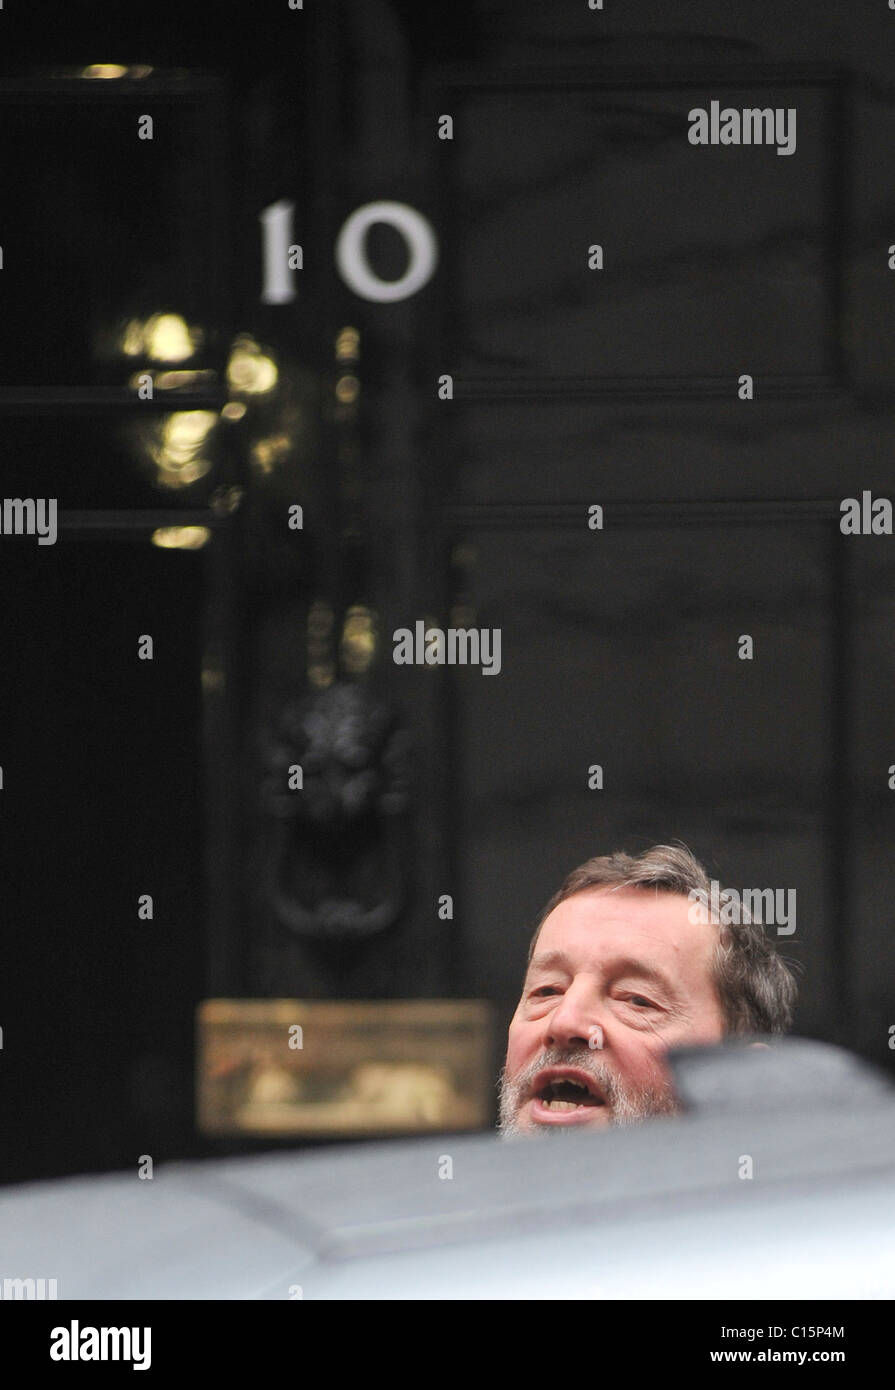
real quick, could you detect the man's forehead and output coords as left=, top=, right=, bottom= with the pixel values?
left=533, top=887, right=709, bottom=962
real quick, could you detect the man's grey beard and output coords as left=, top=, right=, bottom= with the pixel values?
left=497, top=1047, right=678, bottom=1140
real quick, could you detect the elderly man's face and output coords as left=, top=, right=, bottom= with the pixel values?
left=500, top=888, right=725, bottom=1136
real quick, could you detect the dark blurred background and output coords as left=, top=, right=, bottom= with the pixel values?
left=2, top=0, right=894, bottom=1184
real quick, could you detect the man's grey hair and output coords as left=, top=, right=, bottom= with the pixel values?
left=527, top=843, right=797, bottom=1036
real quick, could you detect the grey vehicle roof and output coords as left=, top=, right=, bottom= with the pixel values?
left=3, top=1038, right=893, bottom=1299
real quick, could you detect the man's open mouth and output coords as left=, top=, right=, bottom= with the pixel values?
left=529, top=1068, right=607, bottom=1118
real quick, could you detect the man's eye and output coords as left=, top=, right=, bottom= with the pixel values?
left=627, top=994, right=657, bottom=1009
left=531, top=985, right=560, bottom=997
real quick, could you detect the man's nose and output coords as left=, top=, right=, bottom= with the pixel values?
left=543, top=982, right=604, bottom=1051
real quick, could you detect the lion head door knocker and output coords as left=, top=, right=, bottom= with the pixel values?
left=260, top=681, right=411, bottom=940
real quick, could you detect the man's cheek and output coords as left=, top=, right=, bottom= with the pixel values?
left=504, top=1027, right=527, bottom=1080
left=619, top=1039, right=670, bottom=1088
